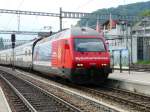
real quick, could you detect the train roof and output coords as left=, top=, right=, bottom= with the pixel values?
left=54, top=27, right=101, bottom=39
left=15, top=41, right=35, bottom=48
left=0, top=40, right=35, bottom=53
left=36, top=27, right=102, bottom=44
left=69, top=27, right=100, bottom=36
left=0, top=48, right=12, bottom=54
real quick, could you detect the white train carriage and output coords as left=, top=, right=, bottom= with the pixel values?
left=0, top=41, right=34, bottom=68
left=14, top=41, right=34, bottom=68
left=0, top=49, right=12, bottom=65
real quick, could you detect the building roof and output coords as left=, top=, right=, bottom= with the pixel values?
left=102, top=19, right=130, bottom=29
left=103, top=20, right=119, bottom=28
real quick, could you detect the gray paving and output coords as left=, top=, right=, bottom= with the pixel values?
left=107, top=70, right=150, bottom=96
left=0, top=87, right=12, bottom=112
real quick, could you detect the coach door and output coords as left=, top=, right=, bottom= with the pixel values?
left=64, top=40, right=71, bottom=67
left=58, top=40, right=70, bottom=68
left=61, top=40, right=66, bottom=66
left=57, top=40, right=64, bottom=67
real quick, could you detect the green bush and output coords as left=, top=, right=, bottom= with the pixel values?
left=137, top=60, right=150, bottom=65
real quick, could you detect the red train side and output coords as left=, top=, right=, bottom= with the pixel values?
left=33, top=27, right=112, bottom=84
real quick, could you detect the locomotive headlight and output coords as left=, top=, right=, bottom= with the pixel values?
left=102, top=64, right=107, bottom=66
left=77, top=63, right=83, bottom=67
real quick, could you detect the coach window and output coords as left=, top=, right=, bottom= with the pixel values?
left=25, top=51, right=27, bottom=56
left=29, top=50, right=31, bottom=56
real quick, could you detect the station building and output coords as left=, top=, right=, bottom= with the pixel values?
left=132, top=17, right=150, bottom=61
left=101, top=17, right=150, bottom=68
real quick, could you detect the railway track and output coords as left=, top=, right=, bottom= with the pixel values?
left=0, top=67, right=122, bottom=112
left=0, top=78, right=30, bottom=112
left=0, top=71, right=82, bottom=112
left=35, top=73, right=150, bottom=112
left=73, top=85, right=150, bottom=112
left=54, top=78, right=150, bottom=112
left=15, top=69, right=150, bottom=112
left=1, top=66, right=150, bottom=111
left=130, top=64, right=150, bottom=72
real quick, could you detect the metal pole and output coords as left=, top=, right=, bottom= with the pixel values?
left=112, top=50, right=114, bottom=72
left=17, top=14, right=20, bottom=31
left=120, top=50, right=122, bottom=73
left=59, top=7, right=62, bottom=31
left=130, top=24, right=133, bottom=64
left=128, top=48, right=130, bottom=74
left=143, top=19, right=146, bottom=60
left=126, top=22, right=128, bottom=48
left=126, top=22, right=130, bottom=74
left=12, top=45, right=15, bottom=70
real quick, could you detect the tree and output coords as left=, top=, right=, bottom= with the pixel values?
left=140, top=10, right=150, bottom=16
left=78, top=1, right=150, bottom=27
left=0, top=37, right=4, bottom=50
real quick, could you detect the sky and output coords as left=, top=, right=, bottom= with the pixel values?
left=0, top=0, right=149, bottom=40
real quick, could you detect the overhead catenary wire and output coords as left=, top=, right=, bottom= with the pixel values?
left=62, top=0, right=95, bottom=28
left=2, top=0, right=24, bottom=31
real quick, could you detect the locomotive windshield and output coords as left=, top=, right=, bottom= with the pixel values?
left=74, top=38, right=106, bottom=52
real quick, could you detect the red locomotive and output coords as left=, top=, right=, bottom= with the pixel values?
left=33, top=27, right=112, bottom=84
left=0, top=27, right=112, bottom=84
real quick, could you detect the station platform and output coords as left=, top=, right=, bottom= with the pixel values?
left=0, top=87, right=12, bottom=112
left=107, top=70, right=150, bottom=96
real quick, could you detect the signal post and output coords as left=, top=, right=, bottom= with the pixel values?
left=11, top=34, right=15, bottom=70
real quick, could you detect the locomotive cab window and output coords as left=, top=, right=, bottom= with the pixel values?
left=74, top=38, right=106, bottom=52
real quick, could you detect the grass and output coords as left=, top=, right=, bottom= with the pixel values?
left=136, top=60, right=150, bottom=65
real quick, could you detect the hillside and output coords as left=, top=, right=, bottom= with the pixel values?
left=78, top=1, right=150, bottom=27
